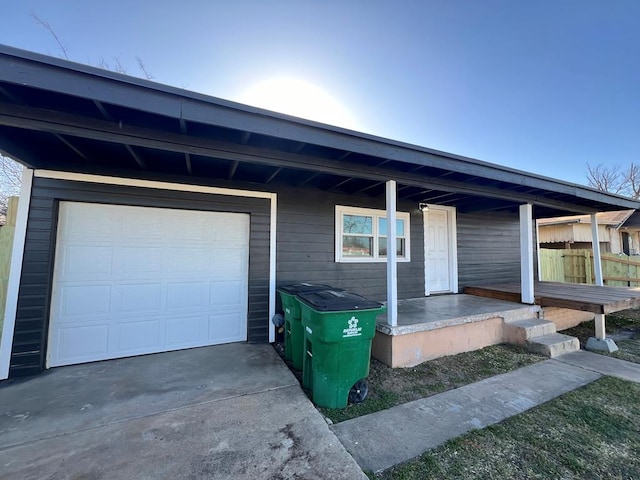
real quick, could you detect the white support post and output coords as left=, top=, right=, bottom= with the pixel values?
left=268, top=193, right=277, bottom=342
left=594, top=314, right=606, bottom=339
left=535, top=219, right=542, bottom=281
left=591, top=213, right=604, bottom=287
left=386, top=180, right=398, bottom=327
left=591, top=213, right=605, bottom=339
left=519, top=204, right=535, bottom=304
left=586, top=213, right=618, bottom=352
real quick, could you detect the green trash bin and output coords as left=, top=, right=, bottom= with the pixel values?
left=297, top=290, right=385, bottom=409
left=277, top=283, right=334, bottom=370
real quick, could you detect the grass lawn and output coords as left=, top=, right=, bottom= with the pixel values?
left=320, top=344, right=544, bottom=423
left=375, top=376, right=640, bottom=480
left=563, top=310, right=640, bottom=364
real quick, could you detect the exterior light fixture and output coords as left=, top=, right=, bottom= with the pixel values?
left=419, top=203, right=430, bottom=212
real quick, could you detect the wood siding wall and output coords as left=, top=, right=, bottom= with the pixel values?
left=275, top=187, right=425, bottom=302
left=457, top=211, right=521, bottom=288
left=10, top=177, right=271, bottom=377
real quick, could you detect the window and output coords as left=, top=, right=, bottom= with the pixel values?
left=335, top=206, right=410, bottom=262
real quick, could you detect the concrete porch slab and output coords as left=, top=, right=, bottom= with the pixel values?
left=376, top=294, right=540, bottom=335
left=372, top=294, right=541, bottom=367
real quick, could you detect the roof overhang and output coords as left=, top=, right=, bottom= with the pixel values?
left=1, top=44, right=638, bottom=218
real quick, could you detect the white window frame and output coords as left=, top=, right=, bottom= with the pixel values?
left=335, top=205, right=411, bottom=263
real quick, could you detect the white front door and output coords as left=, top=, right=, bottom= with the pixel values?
left=424, top=206, right=457, bottom=295
left=48, top=202, right=250, bottom=367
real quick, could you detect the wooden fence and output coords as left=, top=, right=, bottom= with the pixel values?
left=0, top=197, right=19, bottom=340
left=540, top=248, right=640, bottom=286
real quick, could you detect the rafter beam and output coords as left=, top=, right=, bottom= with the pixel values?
left=353, top=181, right=384, bottom=194
left=292, top=142, right=306, bottom=153
left=124, top=144, right=146, bottom=169
left=93, top=100, right=113, bottom=121
left=298, top=171, right=321, bottom=187
left=0, top=101, right=614, bottom=214
left=265, top=167, right=282, bottom=184
left=240, top=131, right=251, bottom=144
left=53, top=133, right=88, bottom=160
left=229, top=160, right=239, bottom=179
left=184, top=153, right=192, bottom=175
left=330, top=177, right=353, bottom=190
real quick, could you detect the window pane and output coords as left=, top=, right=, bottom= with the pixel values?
left=378, top=218, right=405, bottom=236
left=343, top=236, right=373, bottom=256
left=379, top=238, right=406, bottom=257
left=379, top=237, right=387, bottom=256
left=379, top=217, right=387, bottom=236
left=343, top=215, right=372, bottom=234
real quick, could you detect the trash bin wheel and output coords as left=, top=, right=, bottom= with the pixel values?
left=348, top=379, right=369, bottom=404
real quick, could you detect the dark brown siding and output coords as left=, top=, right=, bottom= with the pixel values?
left=10, top=177, right=270, bottom=377
left=457, top=211, right=521, bottom=288
left=275, top=187, right=425, bottom=302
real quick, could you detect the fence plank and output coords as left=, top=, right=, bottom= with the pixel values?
left=540, top=248, right=640, bottom=286
left=0, top=196, right=18, bottom=340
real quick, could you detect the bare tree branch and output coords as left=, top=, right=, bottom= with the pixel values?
left=586, top=163, right=625, bottom=194
left=113, top=57, right=127, bottom=74
left=625, top=163, right=640, bottom=200
left=136, top=57, right=153, bottom=80
left=0, top=155, right=22, bottom=215
left=586, top=162, right=640, bottom=199
left=31, top=13, right=69, bottom=60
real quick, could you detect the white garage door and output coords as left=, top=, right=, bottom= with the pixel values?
left=48, top=202, right=250, bottom=367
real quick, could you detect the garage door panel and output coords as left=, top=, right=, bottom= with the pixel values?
left=211, top=281, right=244, bottom=309
left=116, top=319, right=161, bottom=352
left=58, top=284, right=112, bottom=318
left=213, top=250, right=249, bottom=276
left=166, top=248, right=211, bottom=274
left=60, top=245, right=113, bottom=279
left=209, top=312, right=245, bottom=342
left=48, top=202, right=250, bottom=367
left=122, top=211, right=163, bottom=241
left=120, top=247, right=162, bottom=276
left=166, top=315, right=208, bottom=348
left=55, top=324, right=110, bottom=364
left=166, top=281, right=209, bottom=310
left=62, top=203, right=121, bottom=240
left=119, top=283, right=163, bottom=314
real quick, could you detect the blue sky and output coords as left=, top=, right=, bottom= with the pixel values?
left=1, top=1, right=638, bottom=186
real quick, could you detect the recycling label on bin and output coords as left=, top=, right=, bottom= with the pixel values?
left=343, top=316, right=363, bottom=337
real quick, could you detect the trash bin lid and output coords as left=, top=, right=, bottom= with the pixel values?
left=297, top=290, right=383, bottom=312
left=278, top=283, right=337, bottom=295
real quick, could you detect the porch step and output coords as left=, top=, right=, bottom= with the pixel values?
left=527, top=333, right=580, bottom=358
left=504, top=318, right=557, bottom=344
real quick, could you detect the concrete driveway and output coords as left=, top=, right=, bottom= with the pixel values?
left=0, top=344, right=366, bottom=479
